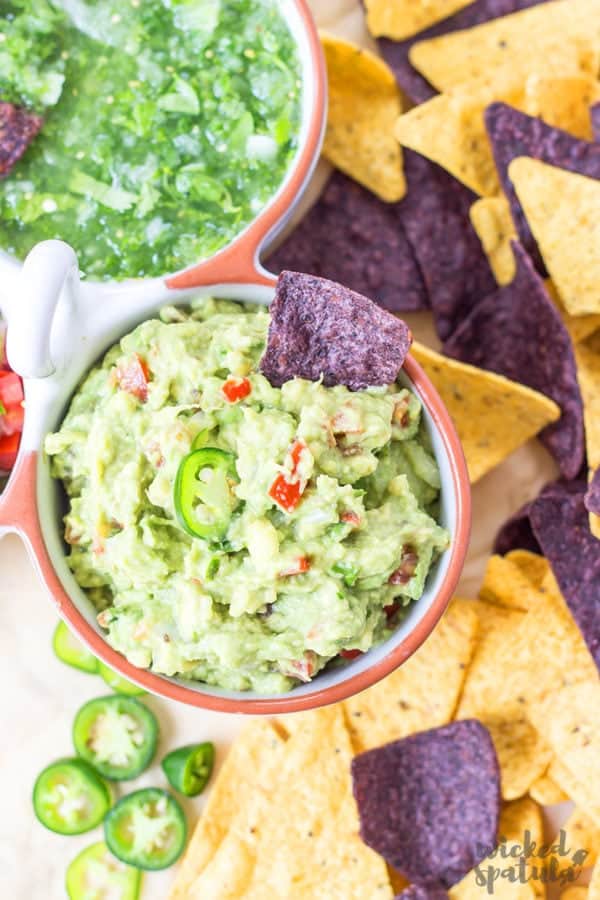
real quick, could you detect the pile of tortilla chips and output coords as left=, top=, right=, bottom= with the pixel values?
left=170, top=557, right=599, bottom=899
left=169, top=2, right=600, bottom=896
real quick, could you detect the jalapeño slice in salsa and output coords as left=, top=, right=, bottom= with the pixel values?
left=174, top=447, right=238, bottom=540
left=161, top=742, right=215, bottom=797
left=66, top=841, right=142, bottom=900
left=104, top=788, right=187, bottom=871
left=33, top=758, right=112, bottom=835
left=73, top=696, right=158, bottom=781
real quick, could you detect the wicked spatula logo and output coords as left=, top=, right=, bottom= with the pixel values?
left=474, top=831, right=589, bottom=894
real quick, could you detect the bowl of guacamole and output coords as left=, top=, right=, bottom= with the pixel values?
left=44, top=275, right=457, bottom=697
left=0, top=0, right=317, bottom=280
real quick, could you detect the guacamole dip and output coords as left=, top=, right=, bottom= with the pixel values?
left=46, top=299, right=449, bottom=693
left=0, top=0, right=300, bottom=279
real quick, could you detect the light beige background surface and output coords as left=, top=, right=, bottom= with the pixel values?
left=0, top=1, right=561, bottom=897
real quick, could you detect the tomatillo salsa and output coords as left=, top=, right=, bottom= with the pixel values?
left=45, top=299, right=449, bottom=693
left=0, top=0, right=301, bottom=279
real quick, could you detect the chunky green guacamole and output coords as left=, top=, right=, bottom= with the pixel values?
left=0, top=0, right=301, bottom=279
left=46, top=299, right=449, bottom=693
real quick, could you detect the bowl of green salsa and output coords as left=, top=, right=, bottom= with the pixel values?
left=0, top=0, right=325, bottom=283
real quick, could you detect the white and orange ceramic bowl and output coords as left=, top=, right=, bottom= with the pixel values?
left=0, top=1, right=471, bottom=714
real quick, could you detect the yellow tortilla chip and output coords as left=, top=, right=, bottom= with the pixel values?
left=455, top=602, right=550, bottom=799
left=321, top=34, right=405, bottom=202
left=526, top=74, right=600, bottom=140
left=528, top=682, right=600, bottom=829
left=237, top=707, right=394, bottom=899
left=589, top=860, right=600, bottom=900
left=450, top=842, right=537, bottom=900
left=169, top=721, right=287, bottom=899
left=365, top=0, right=470, bottom=40
left=486, top=717, right=552, bottom=802
left=505, top=550, right=549, bottom=590
left=395, top=75, right=600, bottom=197
left=409, top=0, right=600, bottom=93
left=573, top=341, right=600, bottom=536
left=471, top=196, right=517, bottom=285
left=549, top=758, right=600, bottom=829
left=574, top=342, right=600, bottom=470
left=479, top=555, right=543, bottom=612
left=528, top=770, right=569, bottom=806
left=545, top=281, right=600, bottom=346
left=509, top=158, right=600, bottom=316
left=562, top=889, right=588, bottom=900
left=344, top=597, right=479, bottom=752
left=411, top=342, right=560, bottom=483
left=500, top=797, right=544, bottom=846
left=457, top=601, right=526, bottom=719
left=560, top=808, right=600, bottom=869
left=172, top=708, right=394, bottom=899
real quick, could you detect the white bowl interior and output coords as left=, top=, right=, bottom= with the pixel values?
left=32, top=286, right=458, bottom=702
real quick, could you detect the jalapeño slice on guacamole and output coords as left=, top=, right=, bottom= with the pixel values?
left=0, top=0, right=301, bottom=279
left=45, top=283, right=449, bottom=694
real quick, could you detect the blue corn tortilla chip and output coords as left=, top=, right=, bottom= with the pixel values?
left=397, top=149, right=496, bottom=340
left=494, top=502, right=539, bottom=556
left=585, top=468, right=600, bottom=517
left=443, top=243, right=584, bottom=479
left=260, top=271, right=413, bottom=391
left=396, top=886, right=450, bottom=900
left=265, top=171, right=429, bottom=313
left=592, top=102, right=600, bottom=143
left=529, top=482, right=600, bottom=670
left=351, top=719, right=500, bottom=888
left=486, top=103, right=600, bottom=272
left=0, top=102, right=43, bottom=177
left=374, top=0, right=546, bottom=104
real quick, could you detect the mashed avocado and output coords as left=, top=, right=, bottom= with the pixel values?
left=46, top=298, right=449, bottom=693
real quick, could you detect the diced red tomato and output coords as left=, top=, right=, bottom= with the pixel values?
left=0, top=372, right=24, bottom=407
left=0, top=403, right=24, bottom=436
left=115, top=354, right=150, bottom=402
left=222, top=376, right=251, bottom=403
left=279, top=556, right=311, bottom=577
left=340, top=649, right=363, bottom=660
left=289, top=439, right=306, bottom=469
left=0, top=432, right=20, bottom=471
left=280, top=651, right=317, bottom=683
left=269, top=439, right=309, bottom=512
left=269, top=474, right=303, bottom=513
left=340, top=511, right=361, bottom=527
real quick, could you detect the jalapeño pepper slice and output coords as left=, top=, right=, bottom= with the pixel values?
left=73, top=696, right=158, bottom=781
left=53, top=621, right=99, bottom=674
left=33, top=758, right=112, bottom=835
left=104, top=788, right=187, bottom=871
left=174, top=447, right=238, bottom=540
left=161, top=742, right=215, bottom=797
left=66, top=841, right=142, bottom=900
left=98, top=661, right=146, bottom=697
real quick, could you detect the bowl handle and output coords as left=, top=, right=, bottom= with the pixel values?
left=4, top=240, right=79, bottom=378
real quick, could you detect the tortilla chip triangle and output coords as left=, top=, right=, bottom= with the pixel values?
left=470, top=195, right=517, bottom=284
left=321, top=34, right=405, bottom=202
left=509, top=158, right=600, bottom=316
left=171, top=708, right=395, bottom=899
left=409, top=0, right=600, bottom=93
left=365, top=0, right=470, bottom=40
left=395, top=75, right=600, bottom=197
left=412, top=342, right=560, bottom=483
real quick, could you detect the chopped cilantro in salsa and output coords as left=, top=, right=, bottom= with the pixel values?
left=0, top=0, right=301, bottom=279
